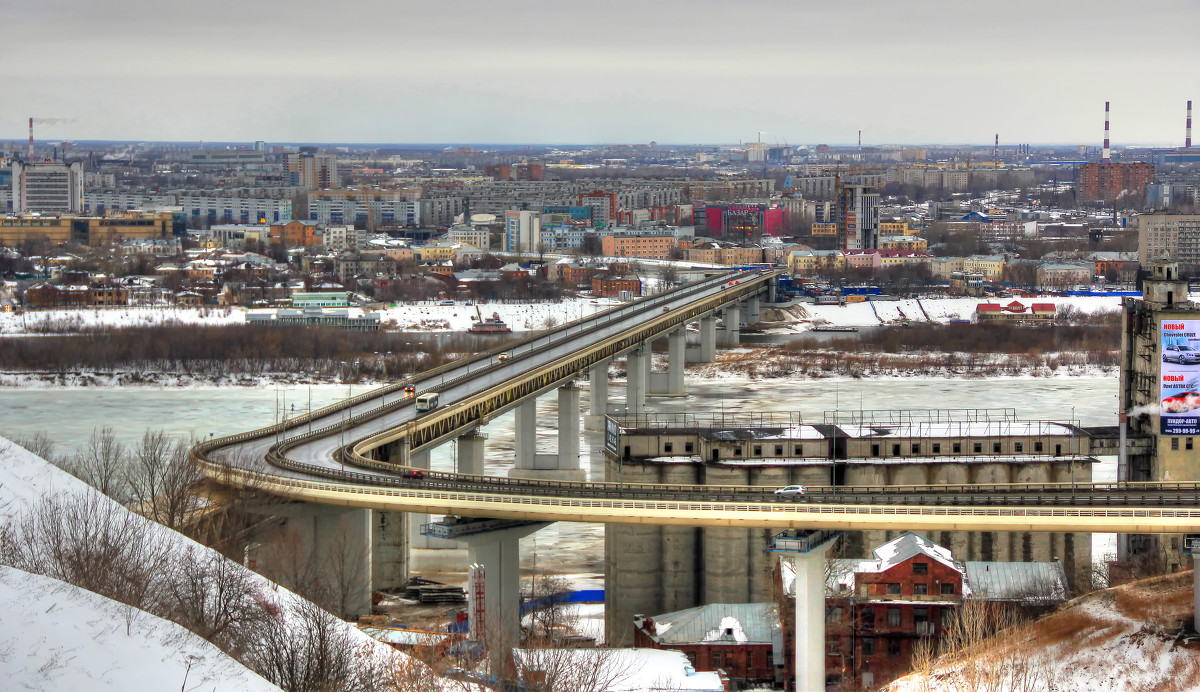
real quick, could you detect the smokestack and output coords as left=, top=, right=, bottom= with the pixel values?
left=858, top=130, right=861, bottom=150
left=1187, top=100, right=1193, bottom=149
left=28, top=117, right=34, bottom=162
left=1102, top=101, right=1111, bottom=164
left=994, top=133, right=999, bottom=164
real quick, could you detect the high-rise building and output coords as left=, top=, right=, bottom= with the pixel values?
left=12, top=161, right=83, bottom=213
left=283, top=147, right=339, bottom=190
left=1138, top=213, right=1200, bottom=276
left=840, top=184, right=880, bottom=250
left=1078, top=162, right=1154, bottom=204
left=504, top=210, right=541, bottom=254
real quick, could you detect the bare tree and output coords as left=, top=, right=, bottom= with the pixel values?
left=160, top=545, right=273, bottom=658
left=526, top=573, right=579, bottom=644
left=60, top=426, right=129, bottom=502
left=12, top=431, right=57, bottom=464
left=246, top=597, right=388, bottom=692
left=514, top=647, right=637, bottom=692
left=0, top=491, right=173, bottom=613
left=125, top=431, right=201, bottom=531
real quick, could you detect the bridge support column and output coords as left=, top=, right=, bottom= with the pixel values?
left=462, top=523, right=546, bottom=661
left=372, top=509, right=408, bottom=593
left=269, top=504, right=373, bottom=618
left=649, top=327, right=687, bottom=397
left=699, top=316, right=717, bottom=362
left=791, top=551, right=827, bottom=692
left=513, top=399, right=538, bottom=470
left=510, top=384, right=585, bottom=481
left=745, top=296, right=760, bottom=324
left=408, top=450, right=457, bottom=551
left=719, top=305, right=741, bottom=346
left=457, top=431, right=486, bottom=476
left=626, top=347, right=647, bottom=415
left=585, top=359, right=610, bottom=431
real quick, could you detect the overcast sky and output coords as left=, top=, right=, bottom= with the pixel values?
left=4, top=0, right=1198, bottom=146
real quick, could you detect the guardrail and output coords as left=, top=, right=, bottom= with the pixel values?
left=193, top=270, right=774, bottom=471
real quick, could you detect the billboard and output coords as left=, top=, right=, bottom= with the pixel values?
left=604, top=416, right=621, bottom=454
left=1160, top=319, right=1200, bottom=435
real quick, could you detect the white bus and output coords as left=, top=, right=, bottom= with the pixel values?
left=414, top=392, right=440, bottom=412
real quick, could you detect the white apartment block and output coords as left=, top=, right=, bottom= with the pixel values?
left=1139, top=213, right=1200, bottom=274
left=324, top=225, right=368, bottom=251
left=505, top=210, right=541, bottom=253
left=447, top=225, right=492, bottom=250
left=178, top=195, right=293, bottom=224
left=309, top=199, right=419, bottom=227
left=13, top=161, right=83, bottom=213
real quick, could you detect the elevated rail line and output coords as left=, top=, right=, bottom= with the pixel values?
left=194, top=269, right=1198, bottom=533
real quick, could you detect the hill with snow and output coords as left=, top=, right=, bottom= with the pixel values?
left=0, top=436, right=423, bottom=691
left=890, top=570, right=1200, bottom=692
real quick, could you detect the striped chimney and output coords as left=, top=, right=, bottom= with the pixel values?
left=1102, top=101, right=1111, bottom=163
left=1187, top=100, right=1193, bottom=149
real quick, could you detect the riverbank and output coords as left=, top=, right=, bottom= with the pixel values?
left=0, top=344, right=1118, bottom=389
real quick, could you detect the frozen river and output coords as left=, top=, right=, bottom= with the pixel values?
left=0, top=374, right=1120, bottom=580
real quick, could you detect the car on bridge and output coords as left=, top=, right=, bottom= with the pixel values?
left=401, top=469, right=425, bottom=479
left=1164, top=344, right=1200, bottom=365
left=774, top=485, right=808, bottom=496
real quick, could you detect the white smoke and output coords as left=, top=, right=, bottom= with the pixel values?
left=1127, top=404, right=1161, bottom=416
left=32, top=117, right=75, bottom=126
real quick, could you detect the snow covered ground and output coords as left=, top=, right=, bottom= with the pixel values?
left=788, top=295, right=1125, bottom=329
left=0, top=294, right=1128, bottom=337
left=0, top=437, right=426, bottom=690
left=0, top=565, right=282, bottom=692
left=889, top=570, right=1200, bottom=692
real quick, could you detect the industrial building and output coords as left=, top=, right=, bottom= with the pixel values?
left=1119, top=258, right=1200, bottom=571
left=11, top=161, right=83, bottom=213
left=603, top=408, right=1102, bottom=644
left=0, top=211, right=173, bottom=246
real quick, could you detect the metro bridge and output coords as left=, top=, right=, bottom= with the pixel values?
left=193, top=268, right=1191, bottom=692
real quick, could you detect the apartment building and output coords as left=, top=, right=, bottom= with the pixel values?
left=1138, top=213, right=1200, bottom=275
left=12, top=161, right=84, bottom=213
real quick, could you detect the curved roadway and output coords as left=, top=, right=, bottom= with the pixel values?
left=195, top=269, right=1200, bottom=533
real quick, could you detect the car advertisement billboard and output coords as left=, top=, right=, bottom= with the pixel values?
left=1161, top=319, right=1200, bottom=435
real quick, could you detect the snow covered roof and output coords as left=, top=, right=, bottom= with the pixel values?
left=836, top=421, right=1075, bottom=439
left=862, top=531, right=963, bottom=575
left=514, top=649, right=724, bottom=692
left=634, top=603, right=779, bottom=646
left=964, top=561, right=1069, bottom=603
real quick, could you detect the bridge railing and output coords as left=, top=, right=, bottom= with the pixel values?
left=193, top=270, right=773, bottom=474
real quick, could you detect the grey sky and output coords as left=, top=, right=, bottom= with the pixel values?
left=4, top=0, right=1198, bottom=145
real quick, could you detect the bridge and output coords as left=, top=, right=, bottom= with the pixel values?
left=192, top=268, right=1194, bottom=692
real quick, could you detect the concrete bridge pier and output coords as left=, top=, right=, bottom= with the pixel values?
left=719, top=305, right=741, bottom=346
left=408, top=450, right=458, bottom=551
left=270, top=503, right=374, bottom=617
left=626, top=347, right=648, bottom=415
left=776, top=531, right=843, bottom=692
left=510, top=384, right=586, bottom=481
left=460, top=522, right=547, bottom=662
left=745, top=296, right=760, bottom=325
left=457, top=430, right=486, bottom=476
left=585, top=358, right=611, bottom=431
left=649, top=327, right=687, bottom=397
left=692, top=315, right=717, bottom=362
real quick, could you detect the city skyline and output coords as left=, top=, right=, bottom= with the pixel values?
left=4, top=0, right=1199, bottom=145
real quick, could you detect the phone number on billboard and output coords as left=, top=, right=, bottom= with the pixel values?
left=1166, top=427, right=1200, bottom=435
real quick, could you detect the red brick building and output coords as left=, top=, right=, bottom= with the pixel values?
left=1078, top=162, right=1154, bottom=204
left=778, top=532, right=1069, bottom=690
left=591, top=271, right=641, bottom=298
left=633, top=603, right=779, bottom=687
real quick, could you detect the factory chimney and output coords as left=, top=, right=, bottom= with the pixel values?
left=994, top=133, right=999, bottom=164
left=28, top=117, right=34, bottom=162
left=1102, top=101, right=1111, bottom=164
left=1187, top=100, right=1193, bottom=149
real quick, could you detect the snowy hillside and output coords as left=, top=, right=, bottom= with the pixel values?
left=0, top=565, right=281, bottom=691
left=0, top=437, right=423, bottom=690
left=890, top=570, right=1200, bottom=692
left=788, top=295, right=1124, bottom=329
